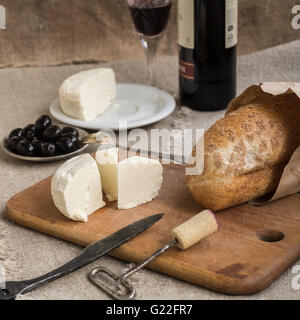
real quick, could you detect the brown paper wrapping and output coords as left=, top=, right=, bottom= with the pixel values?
left=230, top=82, right=300, bottom=205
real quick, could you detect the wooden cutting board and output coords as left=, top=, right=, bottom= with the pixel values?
left=6, top=163, right=300, bottom=295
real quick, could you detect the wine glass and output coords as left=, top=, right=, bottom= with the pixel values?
left=127, top=0, right=172, bottom=87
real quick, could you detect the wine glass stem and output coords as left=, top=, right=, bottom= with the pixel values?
left=140, top=36, right=161, bottom=87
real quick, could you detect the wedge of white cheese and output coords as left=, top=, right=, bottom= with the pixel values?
left=59, top=68, right=116, bottom=121
left=118, top=156, right=163, bottom=209
left=96, top=148, right=163, bottom=209
left=51, top=154, right=106, bottom=222
left=95, top=147, right=119, bottom=201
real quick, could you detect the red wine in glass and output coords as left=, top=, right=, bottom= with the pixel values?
left=127, top=0, right=172, bottom=86
left=129, top=3, right=172, bottom=36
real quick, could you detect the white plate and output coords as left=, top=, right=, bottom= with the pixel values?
left=50, top=83, right=176, bottom=130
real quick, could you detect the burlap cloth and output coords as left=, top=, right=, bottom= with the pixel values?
left=1, top=40, right=300, bottom=300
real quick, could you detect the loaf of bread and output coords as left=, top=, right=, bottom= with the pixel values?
left=186, top=87, right=300, bottom=211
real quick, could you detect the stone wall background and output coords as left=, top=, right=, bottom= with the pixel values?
left=0, top=0, right=299, bottom=68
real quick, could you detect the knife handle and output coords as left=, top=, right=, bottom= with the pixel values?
left=171, top=210, right=219, bottom=249
left=0, top=245, right=100, bottom=300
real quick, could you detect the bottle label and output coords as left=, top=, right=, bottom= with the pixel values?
left=178, top=0, right=194, bottom=49
left=225, top=0, right=238, bottom=49
left=179, top=60, right=195, bottom=80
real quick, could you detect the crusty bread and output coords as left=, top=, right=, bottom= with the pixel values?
left=186, top=88, right=300, bottom=211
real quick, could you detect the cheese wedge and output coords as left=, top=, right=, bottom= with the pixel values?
left=118, top=156, right=163, bottom=209
left=96, top=148, right=163, bottom=209
left=95, top=147, right=119, bottom=201
left=59, top=68, right=116, bottom=121
left=51, top=154, right=106, bottom=222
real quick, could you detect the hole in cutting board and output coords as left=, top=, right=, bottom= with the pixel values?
left=256, top=230, right=285, bottom=242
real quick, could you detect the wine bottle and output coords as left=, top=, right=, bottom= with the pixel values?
left=178, top=0, right=238, bottom=111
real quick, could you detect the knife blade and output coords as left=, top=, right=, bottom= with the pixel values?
left=0, top=213, right=164, bottom=300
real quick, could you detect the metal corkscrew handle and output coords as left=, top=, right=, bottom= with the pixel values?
left=89, top=210, right=219, bottom=300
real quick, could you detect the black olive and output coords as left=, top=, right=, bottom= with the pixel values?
left=26, top=130, right=37, bottom=141
left=35, top=115, right=52, bottom=132
left=62, top=127, right=79, bottom=138
left=9, top=128, right=24, bottom=139
left=41, top=142, right=57, bottom=157
left=23, top=124, right=36, bottom=135
left=32, top=139, right=42, bottom=156
left=16, top=140, right=35, bottom=157
left=61, top=132, right=78, bottom=144
left=7, top=136, right=24, bottom=153
left=56, top=137, right=76, bottom=154
left=42, top=125, right=62, bottom=142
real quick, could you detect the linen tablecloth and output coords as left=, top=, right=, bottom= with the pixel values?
left=1, top=40, right=300, bottom=300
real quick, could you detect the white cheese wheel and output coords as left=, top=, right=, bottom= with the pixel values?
left=51, top=154, right=106, bottom=222
left=59, top=68, right=116, bottom=121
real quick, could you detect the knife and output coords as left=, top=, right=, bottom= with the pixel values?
left=0, top=213, right=164, bottom=300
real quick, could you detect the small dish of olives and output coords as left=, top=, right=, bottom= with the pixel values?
left=1, top=115, right=89, bottom=162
